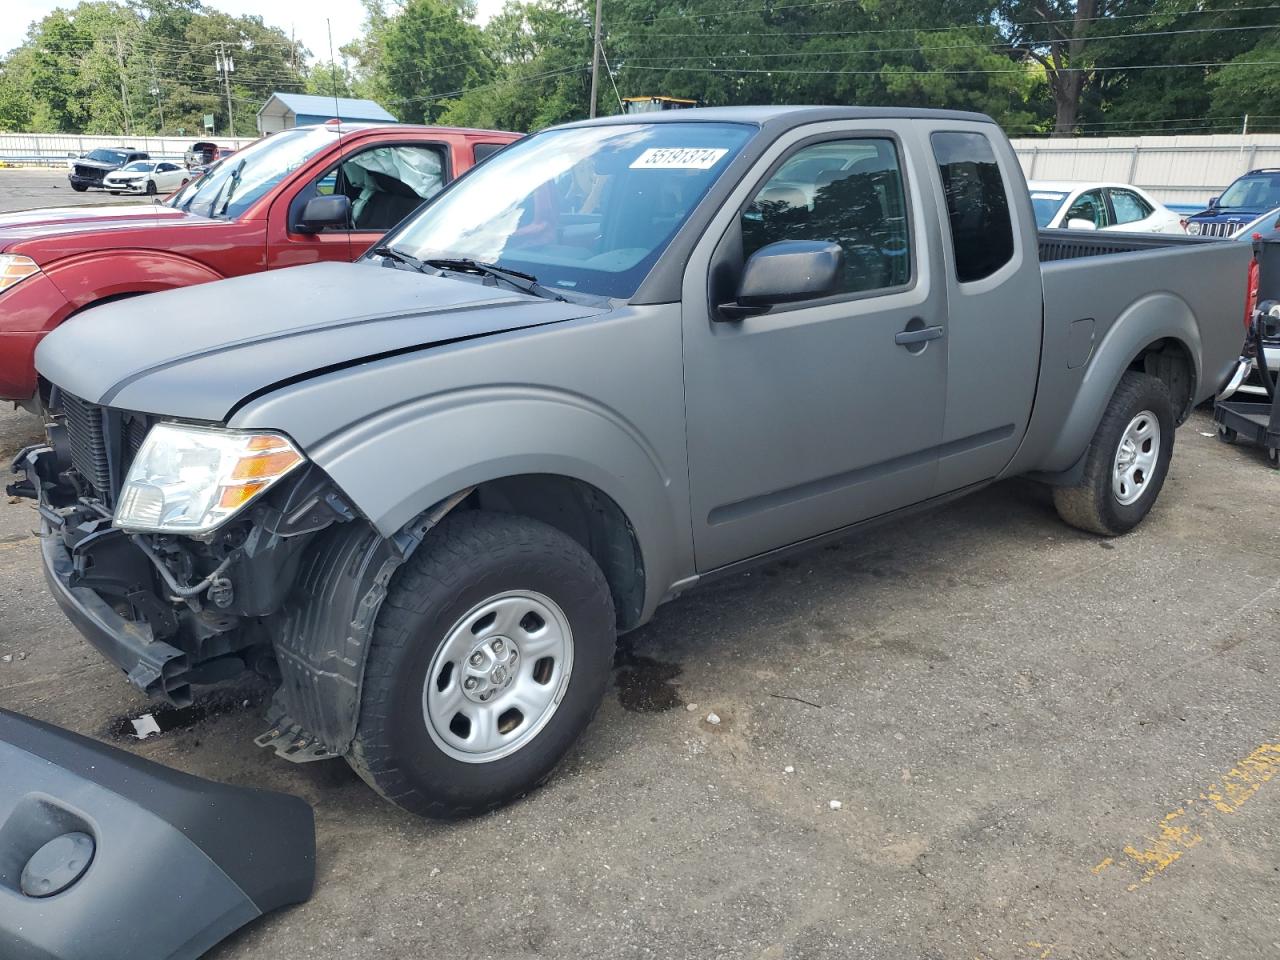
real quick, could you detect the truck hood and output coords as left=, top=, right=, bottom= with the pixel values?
left=0, top=204, right=209, bottom=248
left=36, top=260, right=609, bottom=421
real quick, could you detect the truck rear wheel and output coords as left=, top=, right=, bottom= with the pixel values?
left=346, top=510, right=616, bottom=818
left=1053, top=371, right=1175, bottom=536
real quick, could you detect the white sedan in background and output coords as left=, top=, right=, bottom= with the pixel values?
left=102, top=160, right=190, bottom=196
left=1029, top=181, right=1185, bottom=234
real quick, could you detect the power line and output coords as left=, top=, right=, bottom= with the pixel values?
left=618, top=22, right=1280, bottom=61
left=618, top=58, right=1280, bottom=76
left=609, top=0, right=1280, bottom=32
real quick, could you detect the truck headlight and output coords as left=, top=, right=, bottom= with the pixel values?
left=0, top=255, right=40, bottom=294
left=114, top=424, right=305, bottom=534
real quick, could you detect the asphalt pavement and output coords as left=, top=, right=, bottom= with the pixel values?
left=0, top=167, right=152, bottom=214
left=2, top=399, right=1278, bottom=960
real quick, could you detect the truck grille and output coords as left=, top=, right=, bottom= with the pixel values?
left=1196, top=221, right=1238, bottom=238
left=72, top=164, right=105, bottom=183
left=62, top=392, right=111, bottom=496
left=59, top=391, right=151, bottom=504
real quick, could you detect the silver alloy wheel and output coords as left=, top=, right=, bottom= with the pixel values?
left=1112, top=409, right=1160, bottom=506
left=422, top=590, right=574, bottom=764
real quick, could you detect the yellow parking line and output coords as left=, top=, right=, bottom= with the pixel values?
left=1094, top=742, right=1280, bottom=890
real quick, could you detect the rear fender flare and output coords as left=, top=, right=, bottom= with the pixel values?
left=1038, top=292, right=1201, bottom=473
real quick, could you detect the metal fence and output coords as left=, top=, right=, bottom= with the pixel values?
left=1011, top=134, right=1280, bottom=206
left=0, top=133, right=254, bottom=167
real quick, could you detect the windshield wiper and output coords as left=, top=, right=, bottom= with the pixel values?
left=422, top=257, right=567, bottom=302
left=371, top=244, right=431, bottom=273
left=214, top=159, right=247, bottom=218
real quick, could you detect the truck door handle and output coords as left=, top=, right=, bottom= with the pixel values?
left=895, top=323, right=944, bottom=346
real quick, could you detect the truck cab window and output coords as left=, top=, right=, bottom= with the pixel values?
left=931, top=131, right=1014, bottom=283
left=310, top=145, right=447, bottom=233
left=741, top=138, right=911, bottom=294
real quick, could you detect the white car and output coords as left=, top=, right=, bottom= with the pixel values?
left=102, top=160, right=190, bottom=197
left=1029, top=181, right=1185, bottom=234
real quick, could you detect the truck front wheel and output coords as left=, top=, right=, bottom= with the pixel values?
left=1053, top=371, right=1175, bottom=536
left=346, top=510, right=616, bottom=818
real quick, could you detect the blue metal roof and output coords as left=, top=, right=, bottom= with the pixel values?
left=260, top=92, right=398, bottom=123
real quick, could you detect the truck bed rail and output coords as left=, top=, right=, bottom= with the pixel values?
left=1039, top=229, right=1221, bottom=263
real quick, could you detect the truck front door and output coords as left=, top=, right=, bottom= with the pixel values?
left=681, top=124, right=950, bottom=571
left=267, top=142, right=450, bottom=269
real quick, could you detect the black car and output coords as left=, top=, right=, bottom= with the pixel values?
left=68, top=147, right=150, bottom=192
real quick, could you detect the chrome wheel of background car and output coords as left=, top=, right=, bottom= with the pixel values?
left=1112, top=410, right=1160, bottom=506
left=422, top=590, right=573, bottom=764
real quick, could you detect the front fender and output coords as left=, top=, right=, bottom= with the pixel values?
left=302, top=385, right=684, bottom=622
left=41, top=249, right=225, bottom=311
left=1037, top=292, right=1201, bottom=474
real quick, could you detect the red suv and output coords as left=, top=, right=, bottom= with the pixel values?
left=0, top=122, right=520, bottom=404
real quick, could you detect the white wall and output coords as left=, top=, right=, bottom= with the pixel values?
left=0, top=133, right=256, bottom=166
left=1011, top=134, right=1280, bottom=206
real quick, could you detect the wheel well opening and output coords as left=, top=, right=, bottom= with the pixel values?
left=461, top=475, right=646, bottom=631
left=1130, top=338, right=1195, bottom=423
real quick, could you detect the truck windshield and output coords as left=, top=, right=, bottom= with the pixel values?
left=387, top=121, right=754, bottom=298
left=1031, top=191, right=1068, bottom=228
left=1218, top=173, right=1280, bottom=211
left=165, top=127, right=337, bottom=220
left=85, top=149, right=128, bottom=164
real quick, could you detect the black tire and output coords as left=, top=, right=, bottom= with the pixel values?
left=1053, top=371, right=1175, bottom=536
left=346, top=510, right=616, bottom=818
left=146, top=180, right=157, bottom=195
left=108, top=191, right=120, bottom=195
left=70, top=183, right=88, bottom=192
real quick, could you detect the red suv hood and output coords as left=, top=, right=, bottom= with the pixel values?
left=0, top=204, right=214, bottom=250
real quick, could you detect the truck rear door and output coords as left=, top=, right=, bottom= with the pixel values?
left=918, top=123, right=1043, bottom=493
left=680, top=120, right=949, bottom=571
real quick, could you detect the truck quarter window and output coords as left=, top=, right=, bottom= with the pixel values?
left=741, top=138, right=911, bottom=294
left=930, top=131, right=1014, bottom=283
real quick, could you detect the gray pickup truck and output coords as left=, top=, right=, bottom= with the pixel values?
left=12, top=106, right=1252, bottom=818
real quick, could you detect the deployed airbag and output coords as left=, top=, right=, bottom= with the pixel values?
left=0, top=708, right=315, bottom=960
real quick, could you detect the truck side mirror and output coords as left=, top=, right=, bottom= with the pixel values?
left=296, top=195, right=351, bottom=234
left=1208, top=196, right=1220, bottom=209
left=1066, top=218, right=1098, bottom=231
left=718, top=240, right=845, bottom=321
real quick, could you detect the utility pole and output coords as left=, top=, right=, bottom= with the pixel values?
left=150, top=65, right=164, bottom=133
left=114, top=32, right=132, bottom=136
left=588, top=0, right=602, bottom=119
left=215, top=42, right=235, bottom=136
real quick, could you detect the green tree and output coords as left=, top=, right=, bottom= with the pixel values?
left=438, top=0, right=590, bottom=130
left=376, top=0, right=493, bottom=123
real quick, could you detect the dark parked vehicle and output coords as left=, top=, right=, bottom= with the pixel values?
left=1185, top=168, right=1280, bottom=237
left=13, top=106, right=1252, bottom=819
left=184, top=140, right=236, bottom=173
left=67, top=147, right=149, bottom=192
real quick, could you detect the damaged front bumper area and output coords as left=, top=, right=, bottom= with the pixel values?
left=8, top=442, right=353, bottom=708
left=0, top=707, right=314, bottom=960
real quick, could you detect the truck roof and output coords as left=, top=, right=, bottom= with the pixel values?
left=563, top=104, right=997, bottom=129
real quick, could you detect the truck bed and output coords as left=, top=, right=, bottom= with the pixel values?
left=1009, top=229, right=1254, bottom=478
left=1038, top=229, right=1222, bottom=262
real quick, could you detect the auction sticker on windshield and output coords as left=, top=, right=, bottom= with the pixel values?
left=630, top=147, right=729, bottom=170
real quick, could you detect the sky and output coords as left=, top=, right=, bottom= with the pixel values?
left=2, top=0, right=507, bottom=62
